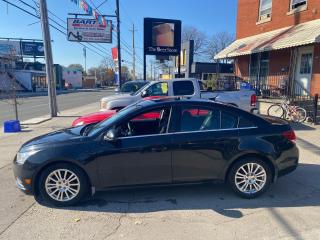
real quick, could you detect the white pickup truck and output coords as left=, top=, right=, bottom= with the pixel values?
left=100, top=78, right=258, bottom=113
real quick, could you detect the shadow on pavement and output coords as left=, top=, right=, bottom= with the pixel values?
left=290, top=123, right=316, bottom=131
left=297, top=137, right=320, bottom=155
left=37, top=163, right=320, bottom=220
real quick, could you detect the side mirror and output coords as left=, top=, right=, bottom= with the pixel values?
left=141, top=90, right=149, bottom=98
left=103, top=129, right=118, bottom=142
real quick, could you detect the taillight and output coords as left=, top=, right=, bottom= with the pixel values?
left=282, top=130, right=296, bottom=142
left=251, top=94, right=257, bottom=106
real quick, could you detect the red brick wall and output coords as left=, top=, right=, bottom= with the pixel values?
left=311, top=43, right=320, bottom=95
left=269, top=49, right=291, bottom=74
left=237, top=0, right=320, bottom=39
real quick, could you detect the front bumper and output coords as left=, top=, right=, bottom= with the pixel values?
left=12, top=160, right=35, bottom=194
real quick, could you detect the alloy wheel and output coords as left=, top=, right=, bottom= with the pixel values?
left=45, top=169, right=80, bottom=202
left=234, top=162, right=267, bottom=194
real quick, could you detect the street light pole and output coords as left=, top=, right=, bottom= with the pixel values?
left=116, top=0, right=122, bottom=87
left=130, top=23, right=137, bottom=80
left=39, top=0, right=57, bottom=117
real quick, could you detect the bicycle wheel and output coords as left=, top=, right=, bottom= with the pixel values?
left=290, top=107, right=307, bottom=123
left=267, top=104, right=285, bottom=118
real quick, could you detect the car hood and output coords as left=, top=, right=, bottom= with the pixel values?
left=101, top=93, right=132, bottom=102
left=20, top=126, right=86, bottom=151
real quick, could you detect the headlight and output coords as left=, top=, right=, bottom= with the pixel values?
left=16, top=150, right=39, bottom=165
left=100, top=101, right=107, bottom=110
left=75, top=121, right=84, bottom=126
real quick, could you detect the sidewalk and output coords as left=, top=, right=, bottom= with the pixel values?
left=0, top=102, right=99, bottom=169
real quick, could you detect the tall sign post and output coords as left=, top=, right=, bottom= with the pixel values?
left=143, top=18, right=182, bottom=80
left=116, top=0, right=122, bottom=87
left=39, top=0, right=58, bottom=117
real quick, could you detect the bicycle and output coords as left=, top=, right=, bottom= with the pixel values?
left=267, top=98, right=307, bottom=123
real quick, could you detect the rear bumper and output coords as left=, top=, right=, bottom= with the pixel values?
left=275, top=145, right=299, bottom=180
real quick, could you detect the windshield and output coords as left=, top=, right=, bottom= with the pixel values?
left=87, top=104, right=139, bottom=137
left=121, top=82, right=146, bottom=93
left=131, top=81, right=152, bottom=96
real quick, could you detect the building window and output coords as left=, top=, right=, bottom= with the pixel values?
left=299, top=53, right=312, bottom=74
left=291, top=0, right=307, bottom=10
left=259, top=0, right=272, bottom=21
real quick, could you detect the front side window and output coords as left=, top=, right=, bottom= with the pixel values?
left=259, top=0, right=272, bottom=21
left=173, top=81, right=195, bottom=96
left=291, top=0, right=307, bottom=10
left=146, top=82, right=168, bottom=96
left=117, top=107, right=171, bottom=137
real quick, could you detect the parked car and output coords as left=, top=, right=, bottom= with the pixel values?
left=100, top=78, right=258, bottom=113
left=13, top=98, right=298, bottom=206
left=114, top=80, right=148, bottom=94
left=72, top=96, right=165, bottom=126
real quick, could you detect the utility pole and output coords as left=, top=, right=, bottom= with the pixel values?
left=116, top=0, right=122, bottom=87
left=39, top=0, right=57, bottom=117
left=83, top=47, right=87, bottom=74
left=130, top=23, right=137, bottom=80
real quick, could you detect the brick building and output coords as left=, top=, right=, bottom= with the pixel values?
left=215, top=0, right=320, bottom=96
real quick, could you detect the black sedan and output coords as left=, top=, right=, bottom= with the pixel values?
left=13, top=98, right=299, bottom=206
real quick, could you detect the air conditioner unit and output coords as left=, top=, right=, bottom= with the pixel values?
left=259, top=13, right=271, bottom=21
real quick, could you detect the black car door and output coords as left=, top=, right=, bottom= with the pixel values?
left=171, top=105, right=240, bottom=182
left=96, top=107, right=173, bottom=188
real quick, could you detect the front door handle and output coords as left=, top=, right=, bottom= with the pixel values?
left=151, top=146, right=168, bottom=152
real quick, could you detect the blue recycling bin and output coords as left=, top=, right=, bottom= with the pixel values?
left=4, top=120, right=21, bottom=133
left=240, top=81, right=253, bottom=90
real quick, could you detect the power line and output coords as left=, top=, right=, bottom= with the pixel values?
left=1, top=0, right=110, bottom=60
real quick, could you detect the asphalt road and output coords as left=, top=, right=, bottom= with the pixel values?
left=0, top=90, right=113, bottom=125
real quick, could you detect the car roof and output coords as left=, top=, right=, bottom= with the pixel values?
left=137, top=97, right=233, bottom=109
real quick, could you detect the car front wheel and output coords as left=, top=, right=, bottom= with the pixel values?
left=38, top=163, right=89, bottom=206
left=228, top=158, right=271, bottom=198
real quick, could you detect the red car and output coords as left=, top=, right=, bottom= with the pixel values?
left=72, top=96, right=171, bottom=126
left=72, top=110, right=161, bottom=126
left=72, top=106, right=210, bottom=127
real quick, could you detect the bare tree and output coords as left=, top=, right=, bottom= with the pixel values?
left=182, top=26, right=208, bottom=56
left=206, top=31, right=234, bottom=63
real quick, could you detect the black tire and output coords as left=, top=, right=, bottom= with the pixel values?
left=37, top=163, right=89, bottom=207
left=228, top=157, right=272, bottom=199
left=267, top=104, right=285, bottom=118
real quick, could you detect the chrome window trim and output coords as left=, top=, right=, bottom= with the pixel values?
left=117, top=127, right=258, bottom=140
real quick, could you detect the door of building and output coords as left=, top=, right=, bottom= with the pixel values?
left=295, top=46, right=313, bottom=95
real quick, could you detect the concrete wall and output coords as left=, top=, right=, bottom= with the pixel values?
left=63, top=69, right=83, bottom=88
left=237, top=0, right=320, bottom=39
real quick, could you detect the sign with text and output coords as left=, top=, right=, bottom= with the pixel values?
left=67, top=18, right=112, bottom=43
left=0, top=40, right=21, bottom=57
left=144, top=18, right=181, bottom=56
left=21, top=42, right=44, bottom=56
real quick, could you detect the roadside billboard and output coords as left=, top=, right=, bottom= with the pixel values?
left=21, top=42, right=44, bottom=56
left=67, top=18, right=112, bottom=43
left=0, top=40, right=21, bottom=57
left=144, top=18, right=181, bottom=56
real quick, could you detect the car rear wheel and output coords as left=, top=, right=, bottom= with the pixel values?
left=228, top=158, right=271, bottom=198
left=38, top=163, right=89, bottom=206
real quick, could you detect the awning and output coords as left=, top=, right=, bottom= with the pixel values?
left=215, top=19, right=320, bottom=59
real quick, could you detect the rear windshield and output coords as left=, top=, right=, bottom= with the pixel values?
left=173, top=81, right=194, bottom=95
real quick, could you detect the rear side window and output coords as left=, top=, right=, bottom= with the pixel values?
left=179, top=107, right=220, bottom=132
left=173, top=81, right=194, bottom=95
left=238, top=117, right=256, bottom=128
left=221, top=111, right=238, bottom=129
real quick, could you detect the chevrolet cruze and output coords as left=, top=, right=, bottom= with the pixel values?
left=13, top=98, right=299, bottom=206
